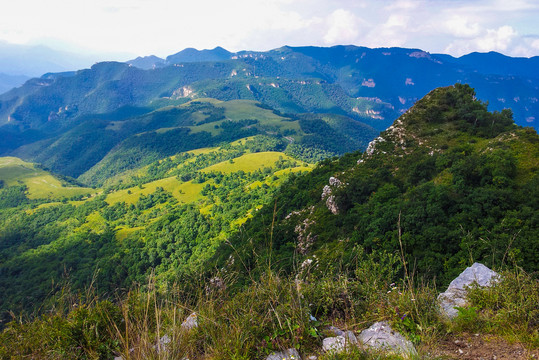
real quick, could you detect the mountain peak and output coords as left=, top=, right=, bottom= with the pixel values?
left=126, top=55, right=165, bottom=70
left=165, top=47, right=232, bottom=64
left=364, top=84, right=516, bottom=158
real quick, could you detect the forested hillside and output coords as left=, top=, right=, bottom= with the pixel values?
left=0, top=135, right=312, bottom=318
left=214, top=84, right=538, bottom=285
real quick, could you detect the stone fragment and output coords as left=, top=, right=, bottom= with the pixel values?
left=359, top=321, right=417, bottom=357
left=322, top=331, right=358, bottom=353
left=158, top=334, right=171, bottom=352
left=181, top=312, right=198, bottom=330
left=326, top=325, right=344, bottom=337
left=265, top=348, right=301, bottom=360
left=322, top=336, right=347, bottom=353
left=438, top=263, right=499, bottom=318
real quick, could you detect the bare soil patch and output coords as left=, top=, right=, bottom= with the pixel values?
left=425, top=333, right=538, bottom=360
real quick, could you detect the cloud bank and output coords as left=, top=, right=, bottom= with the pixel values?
left=0, top=0, right=538, bottom=58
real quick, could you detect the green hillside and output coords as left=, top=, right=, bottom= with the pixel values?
left=0, top=138, right=312, bottom=317
left=3, top=99, right=375, bottom=185
left=214, top=84, right=539, bottom=285
left=0, top=156, right=92, bottom=200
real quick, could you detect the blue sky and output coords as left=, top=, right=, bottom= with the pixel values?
left=1, top=0, right=538, bottom=59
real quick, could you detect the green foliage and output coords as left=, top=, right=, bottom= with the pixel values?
left=0, top=142, right=310, bottom=318
left=0, top=300, right=121, bottom=359
left=0, top=257, right=537, bottom=359
left=465, top=268, right=539, bottom=339
left=452, top=306, right=482, bottom=332
left=0, top=84, right=537, bottom=358
left=6, top=97, right=375, bottom=185
left=215, top=85, right=538, bottom=289
left=0, top=185, right=29, bottom=209
left=409, top=84, right=515, bottom=138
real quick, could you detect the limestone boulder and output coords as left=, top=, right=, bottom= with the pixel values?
left=438, top=263, right=499, bottom=318
left=358, top=321, right=417, bottom=357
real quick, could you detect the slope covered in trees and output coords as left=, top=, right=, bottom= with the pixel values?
left=0, top=136, right=312, bottom=318
left=214, top=84, right=538, bottom=285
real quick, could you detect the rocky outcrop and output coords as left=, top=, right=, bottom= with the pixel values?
left=359, top=321, right=417, bottom=357
left=438, top=263, right=499, bottom=318
left=295, top=217, right=316, bottom=254
left=156, top=334, right=171, bottom=353
left=205, top=276, right=225, bottom=295
left=365, top=136, right=386, bottom=156
left=321, top=177, right=342, bottom=215
left=171, top=85, right=195, bottom=99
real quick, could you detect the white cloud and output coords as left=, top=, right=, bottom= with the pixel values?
left=384, top=0, right=420, bottom=11
left=385, top=14, right=410, bottom=28
left=0, top=0, right=538, bottom=58
left=358, top=11, right=412, bottom=48
left=479, top=26, right=518, bottom=51
left=323, top=9, right=362, bottom=44
left=445, top=25, right=518, bottom=56
left=443, top=16, right=481, bottom=38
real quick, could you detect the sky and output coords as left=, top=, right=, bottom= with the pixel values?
left=1, top=0, right=539, bottom=60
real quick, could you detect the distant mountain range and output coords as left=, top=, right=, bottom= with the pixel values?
left=0, top=45, right=537, bottom=183
left=0, top=73, right=29, bottom=94
left=0, top=42, right=101, bottom=95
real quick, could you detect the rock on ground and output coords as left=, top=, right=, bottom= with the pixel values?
left=358, top=321, right=417, bottom=357
left=438, top=263, right=499, bottom=318
left=266, top=348, right=301, bottom=360
left=181, top=312, right=198, bottom=330
left=322, top=327, right=358, bottom=353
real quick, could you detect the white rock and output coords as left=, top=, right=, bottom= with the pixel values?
left=321, top=185, right=332, bottom=200
left=326, top=325, right=344, bottom=337
left=438, top=263, right=499, bottom=318
left=321, top=177, right=343, bottom=214
left=344, top=330, right=358, bottom=345
left=329, top=177, right=342, bottom=187
left=160, top=334, right=171, bottom=344
left=322, top=332, right=358, bottom=353
left=181, top=312, right=198, bottom=330
left=266, top=348, right=301, bottom=360
left=322, top=336, right=346, bottom=353
left=365, top=136, right=385, bottom=156
left=359, top=321, right=417, bottom=357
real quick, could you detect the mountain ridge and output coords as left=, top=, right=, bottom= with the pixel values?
left=0, top=45, right=538, bottom=188
left=213, top=84, right=538, bottom=284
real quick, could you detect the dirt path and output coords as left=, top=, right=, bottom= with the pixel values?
left=424, top=333, right=538, bottom=359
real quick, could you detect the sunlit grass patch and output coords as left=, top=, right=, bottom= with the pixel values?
left=201, top=152, right=296, bottom=173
